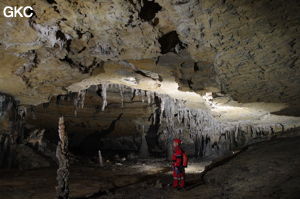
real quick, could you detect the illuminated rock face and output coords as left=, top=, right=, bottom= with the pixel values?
left=0, top=0, right=300, bottom=159
left=0, top=0, right=299, bottom=106
left=22, top=85, right=294, bottom=159
left=157, top=0, right=300, bottom=104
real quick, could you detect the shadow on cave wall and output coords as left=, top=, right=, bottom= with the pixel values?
left=271, top=105, right=300, bottom=117
left=72, top=113, right=123, bottom=156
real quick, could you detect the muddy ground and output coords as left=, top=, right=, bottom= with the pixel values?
left=0, top=136, right=300, bottom=199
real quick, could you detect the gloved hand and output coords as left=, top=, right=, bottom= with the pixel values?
left=173, top=166, right=179, bottom=174
left=174, top=166, right=183, bottom=174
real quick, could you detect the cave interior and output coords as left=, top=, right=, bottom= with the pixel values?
left=0, top=0, right=300, bottom=198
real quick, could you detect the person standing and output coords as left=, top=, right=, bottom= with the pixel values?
left=172, top=138, right=188, bottom=189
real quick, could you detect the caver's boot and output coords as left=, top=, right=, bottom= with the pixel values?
left=172, top=177, right=179, bottom=188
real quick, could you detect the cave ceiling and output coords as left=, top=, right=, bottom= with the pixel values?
left=0, top=0, right=300, bottom=125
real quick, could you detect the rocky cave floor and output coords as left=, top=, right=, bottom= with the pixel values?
left=1, top=135, right=300, bottom=199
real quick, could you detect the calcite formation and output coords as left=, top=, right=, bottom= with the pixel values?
left=56, top=116, right=69, bottom=199
left=22, top=84, right=299, bottom=159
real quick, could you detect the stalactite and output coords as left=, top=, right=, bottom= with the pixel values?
left=101, top=83, right=108, bottom=111
left=73, top=91, right=84, bottom=116
left=118, top=84, right=124, bottom=107
left=62, top=83, right=293, bottom=159
left=153, top=93, right=290, bottom=158
left=147, top=91, right=151, bottom=104
left=131, top=87, right=135, bottom=100
left=73, top=90, right=86, bottom=116
left=160, top=96, right=165, bottom=124
left=141, top=90, right=145, bottom=103
left=56, top=116, right=69, bottom=199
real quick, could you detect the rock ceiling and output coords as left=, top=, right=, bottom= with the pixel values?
left=0, top=0, right=300, bottom=125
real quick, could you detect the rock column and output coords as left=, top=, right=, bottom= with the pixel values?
left=56, top=116, right=69, bottom=199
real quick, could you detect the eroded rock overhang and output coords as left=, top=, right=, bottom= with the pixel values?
left=0, top=0, right=299, bottom=136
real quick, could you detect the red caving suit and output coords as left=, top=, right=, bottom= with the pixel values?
left=172, top=146, right=188, bottom=188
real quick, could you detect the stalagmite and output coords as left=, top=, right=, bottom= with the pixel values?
left=98, top=150, right=104, bottom=167
left=139, top=125, right=149, bottom=158
left=56, top=116, right=69, bottom=199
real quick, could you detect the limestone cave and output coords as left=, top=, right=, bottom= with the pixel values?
left=0, top=0, right=300, bottom=198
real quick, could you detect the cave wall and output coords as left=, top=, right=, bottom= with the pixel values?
left=0, top=93, right=21, bottom=168
left=0, top=93, right=51, bottom=169
left=158, top=0, right=300, bottom=104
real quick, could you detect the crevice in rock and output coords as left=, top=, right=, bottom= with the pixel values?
left=158, top=31, right=184, bottom=54
left=46, top=0, right=57, bottom=4
left=60, top=56, right=102, bottom=74
left=56, top=30, right=67, bottom=42
left=194, top=63, right=199, bottom=72
left=119, top=60, right=162, bottom=81
left=173, top=0, right=190, bottom=5
left=53, top=5, right=60, bottom=14
left=78, top=47, right=86, bottom=54
left=60, top=56, right=75, bottom=67
left=65, top=39, right=72, bottom=52
left=135, top=70, right=162, bottom=81
left=139, top=0, right=162, bottom=21
left=187, top=79, right=193, bottom=89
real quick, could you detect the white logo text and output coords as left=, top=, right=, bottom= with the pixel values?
left=3, top=6, right=34, bottom=18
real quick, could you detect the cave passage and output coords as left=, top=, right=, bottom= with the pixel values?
left=2, top=82, right=299, bottom=198
left=1, top=0, right=300, bottom=198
